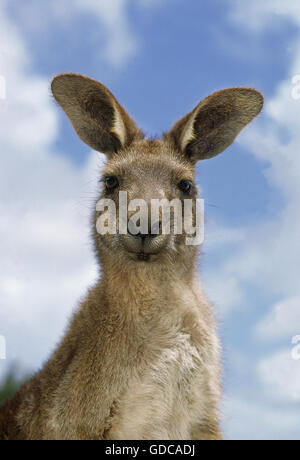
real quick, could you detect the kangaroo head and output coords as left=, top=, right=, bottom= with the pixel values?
left=52, top=74, right=263, bottom=267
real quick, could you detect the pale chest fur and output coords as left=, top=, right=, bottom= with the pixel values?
left=108, top=330, right=209, bottom=440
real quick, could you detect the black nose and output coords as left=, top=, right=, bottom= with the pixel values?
left=127, top=220, right=162, bottom=238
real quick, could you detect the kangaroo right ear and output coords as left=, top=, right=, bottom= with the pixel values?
left=51, top=74, right=143, bottom=155
left=165, top=88, right=264, bottom=163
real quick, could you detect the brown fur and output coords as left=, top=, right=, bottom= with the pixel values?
left=0, top=74, right=263, bottom=440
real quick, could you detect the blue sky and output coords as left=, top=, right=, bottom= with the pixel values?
left=0, top=0, right=300, bottom=440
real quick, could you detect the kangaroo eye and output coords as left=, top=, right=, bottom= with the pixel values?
left=105, top=176, right=119, bottom=190
left=179, top=180, right=192, bottom=194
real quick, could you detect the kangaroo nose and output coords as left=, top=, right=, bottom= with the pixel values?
left=127, top=220, right=162, bottom=238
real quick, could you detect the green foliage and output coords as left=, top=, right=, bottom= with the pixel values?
left=0, top=370, right=26, bottom=407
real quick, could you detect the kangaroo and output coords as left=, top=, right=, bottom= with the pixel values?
left=0, top=74, right=263, bottom=440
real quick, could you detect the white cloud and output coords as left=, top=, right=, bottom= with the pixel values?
left=229, top=0, right=300, bottom=31
left=71, top=0, right=168, bottom=67
left=258, top=349, right=300, bottom=402
left=256, top=297, right=300, bottom=342
left=204, top=273, right=244, bottom=316
left=6, top=0, right=164, bottom=69
left=223, top=394, right=300, bottom=440
left=74, top=0, right=138, bottom=68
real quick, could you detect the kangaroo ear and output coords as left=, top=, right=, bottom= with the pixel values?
left=165, top=88, right=263, bottom=163
left=51, top=73, right=143, bottom=155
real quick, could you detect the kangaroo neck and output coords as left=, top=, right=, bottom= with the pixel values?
left=100, top=257, right=196, bottom=317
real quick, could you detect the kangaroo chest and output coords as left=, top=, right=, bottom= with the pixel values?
left=107, top=329, right=206, bottom=440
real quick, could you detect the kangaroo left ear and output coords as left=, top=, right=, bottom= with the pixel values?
left=51, top=73, right=143, bottom=156
left=165, top=88, right=264, bottom=163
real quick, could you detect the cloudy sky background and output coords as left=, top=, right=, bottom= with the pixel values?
left=0, top=0, right=300, bottom=440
